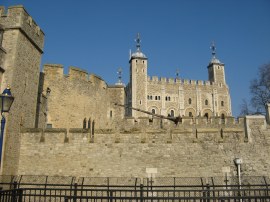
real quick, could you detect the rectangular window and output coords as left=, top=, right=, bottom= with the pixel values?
left=46, top=123, right=52, bottom=128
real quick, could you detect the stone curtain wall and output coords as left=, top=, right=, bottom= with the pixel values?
left=17, top=116, right=270, bottom=178
left=42, top=65, right=124, bottom=129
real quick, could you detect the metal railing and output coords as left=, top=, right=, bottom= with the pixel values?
left=0, top=176, right=269, bottom=201
left=0, top=186, right=269, bottom=202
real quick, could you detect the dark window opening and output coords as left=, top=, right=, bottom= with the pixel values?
left=46, top=123, right=52, bottom=129
left=152, top=109, right=156, bottom=114
left=88, top=119, right=91, bottom=129
left=188, top=98, right=192, bottom=105
left=189, top=112, right=193, bottom=117
left=205, top=100, right=208, bottom=105
left=110, top=110, right=113, bottom=118
left=221, top=101, right=224, bottom=106
left=221, top=113, right=225, bottom=124
left=83, top=118, right=87, bottom=129
left=170, top=110, right=174, bottom=117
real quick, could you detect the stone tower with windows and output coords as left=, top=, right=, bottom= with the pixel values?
left=0, top=5, right=44, bottom=174
left=208, top=42, right=226, bottom=84
left=127, top=33, right=148, bottom=117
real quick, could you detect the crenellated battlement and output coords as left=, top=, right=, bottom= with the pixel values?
left=20, top=115, right=270, bottom=145
left=43, top=64, right=107, bottom=88
left=0, top=5, right=44, bottom=52
left=17, top=114, right=270, bottom=177
left=147, top=76, right=213, bottom=86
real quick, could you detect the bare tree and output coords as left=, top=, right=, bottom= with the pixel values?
left=239, top=99, right=252, bottom=116
left=250, top=63, right=270, bottom=114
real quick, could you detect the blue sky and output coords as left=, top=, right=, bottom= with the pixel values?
left=2, top=0, right=270, bottom=117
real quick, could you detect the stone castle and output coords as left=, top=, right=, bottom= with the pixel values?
left=0, top=5, right=269, bottom=178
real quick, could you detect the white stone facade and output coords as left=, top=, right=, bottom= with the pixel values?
left=126, top=42, right=232, bottom=119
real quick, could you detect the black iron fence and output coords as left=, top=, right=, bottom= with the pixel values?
left=0, top=186, right=269, bottom=202
left=0, top=176, right=269, bottom=201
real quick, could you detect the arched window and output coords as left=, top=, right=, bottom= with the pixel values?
left=150, top=96, right=152, bottom=100
left=83, top=118, right=87, bottom=129
left=152, top=109, right=156, bottom=114
left=168, top=97, right=171, bottom=101
left=155, top=96, right=157, bottom=100
left=165, top=96, right=167, bottom=101
left=170, top=110, right=174, bottom=117
left=88, top=118, right=91, bottom=129
left=221, top=113, right=225, bottom=124
left=188, top=98, right=192, bottom=105
left=204, top=113, right=209, bottom=119
left=221, top=101, right=224, bottom=106
left=205, top=100, right=208, bottom=105
left=189, top=112, right=193, bottom=117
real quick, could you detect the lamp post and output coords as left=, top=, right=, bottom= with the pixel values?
left=0, top=86, right=15, bottom=163
left=234, top=158, right=243, bottom=202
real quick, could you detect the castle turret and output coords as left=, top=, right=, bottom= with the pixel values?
left=128, top=33, right=148, bottom=117
left=207, top=42, right=226, bottom=84
left=207, top=42, right=232, bottom=117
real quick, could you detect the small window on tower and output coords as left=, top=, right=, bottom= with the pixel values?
left=221, top=101, right=224, bottom=107
left=110, top=110, right=113, bottom=118
left=188, top=98, right=192, bottom=105
left=189, top=112, right=193, bottom=117
left=140, top=100, right=142, bottom=105
left=205, top=100, right=208, bottom=105
left=152, top=109, right=156, bottom=114
left=170, top=110, right=174, bottom=117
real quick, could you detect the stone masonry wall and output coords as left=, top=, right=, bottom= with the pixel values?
left=42, top=64, right=125, bottom=130
left=17, top=116, right=270, bottom=178
left=0, top=5, right=44, bottom=175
